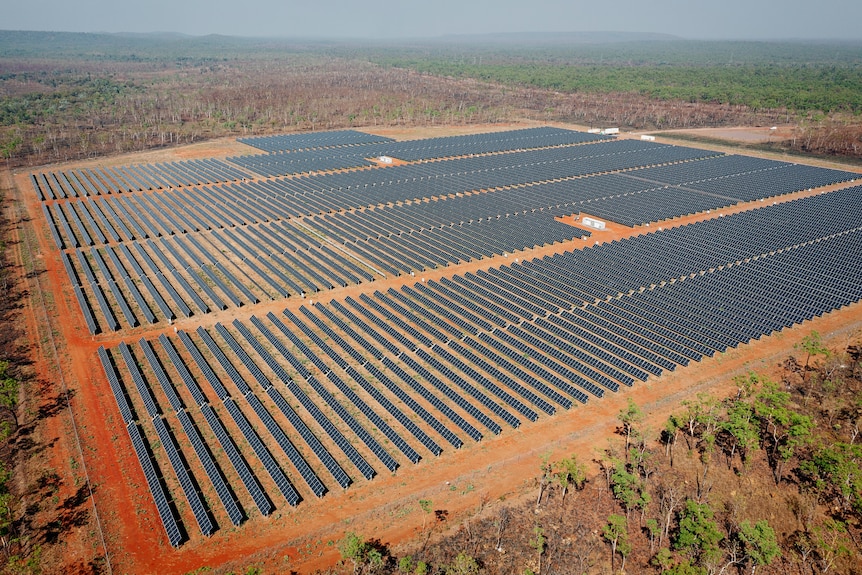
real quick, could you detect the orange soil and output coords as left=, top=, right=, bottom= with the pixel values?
left=654, top=125, right=796, bottom=145
left=8, top=121, right=862, bottom=574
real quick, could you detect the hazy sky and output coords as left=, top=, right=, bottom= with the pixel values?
left=2, top=0, right=861, bottom=40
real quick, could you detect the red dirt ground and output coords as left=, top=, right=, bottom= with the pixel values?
left=7, top=121, right=862, bottom=574
left=652, top=125, right=796, bottom=144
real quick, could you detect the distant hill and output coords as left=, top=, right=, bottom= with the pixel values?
left=0, top=30, right=285, bottom=60
left=434, top=31, right=682, bottom=45
left=111, top=31, right=195, bottom=41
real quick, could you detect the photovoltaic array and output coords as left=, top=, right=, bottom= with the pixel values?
left=32, top=126, right=862, bottom=547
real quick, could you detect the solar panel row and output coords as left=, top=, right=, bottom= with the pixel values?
left=75, top=127, right=862, bottom=549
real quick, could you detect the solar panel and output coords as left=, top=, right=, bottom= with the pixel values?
left=382, top=356, right=482, bottom=442
left=231, top=319, right=378, bottom=480
left=176, top=330, right=230, bottom=400
left=175, top=409, right=244, bottom=526
left=199, top=403, right=273, bottom=516
left=412, top=347, right=519, bottom=429
left=138, top=338, right=184, bottom=413
left=222, top=398, right=301, bottom=505
left=364, top=362, right=461, bottom=450
left=117, top=341, right=160, bottom=418
left=97, top=346, right=134, bottom=423
left=211, top=322, right=340, bottom=493
left=126, top=422, right=183, bottom=547
left=152, top=416, right=215, bottom=536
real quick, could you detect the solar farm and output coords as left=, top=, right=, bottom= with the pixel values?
left=25, top=125, right=862, bottom=568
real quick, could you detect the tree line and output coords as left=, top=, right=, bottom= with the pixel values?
left=8, top=35, right=862, bottom=169
left=378, top=60, right=862, bottom=115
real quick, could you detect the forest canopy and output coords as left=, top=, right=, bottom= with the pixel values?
left=2, top=31, right=862, bottom=166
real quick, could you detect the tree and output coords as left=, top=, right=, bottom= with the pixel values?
left=673, top=500, right=723, bottom=567
left=418, top=499, right=434, bottom=554
left=603, top=514, right=630, bottom=573
left=738, top=520, right=780, bottom=574
left=662, top=414, right=683, bottom=466
left=645, top=518, right=660, bottom=554
left=679, top=393, right=718, bottom=451
left=814, top=518, right=851, bottom=573
left=721, top=398, right=759, bottom=468
left=652, top=547, right=674, bottom=572
left=339, top=532, right=371, bottom=575
left=0, top=361, right=19, bottom=433
left=419, top=499, right=432, bottom=532
left=754, top=378, right=813, bottom=483
left=0, top=462, right=13, bottom=551
left=661, top=558, right=707, bottom=575
left=529, top=525, right=547, bottom=574
left=610, top=461, right=643, bottom=517
left=536, top=454, right=553, bottom=507
left=802, top=442, right=862, bottom=514
left=554, top=455, right=586, bottom=503
left=493, top=508, right=508, bottom=552
left=445, top=553, right=479, bottom=575
left=5, top=545, right=41, bottom=575
left=398, top=556, right=414, bottom=574
left=795, top=331, right=830, bottom=383
left=629, top=426, right=657, bottom=483
left=776, top=411, right=813, bottom=483
left=0, top=136, right=22, bottom=165
left=618, top=398, right=644, bottom=455
left=658, top=480, right=684, bottom=547
left=366, top=548, right=384, bottom=574
left=595, top=441, right=623, bottom=490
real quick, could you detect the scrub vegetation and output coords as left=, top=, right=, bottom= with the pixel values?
left=2, top=32, right=862, bottom=167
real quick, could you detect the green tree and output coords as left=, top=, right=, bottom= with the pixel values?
left=529, top=525, right=546, bottom=574
left=645, top=518, right=660, bottom=554
left=554, top=454, right=586, bottom=503
left=651, top=547, right=674, bottom=571
left=679, top=393, right=718, bottom=451
left=618, top=398, right=644, bottom=455
left=661, top=558, right=707, bottom=575
left=367, top=548, right=384, bottom=574
left=629, top=426, right=657, bottom=483
left=0, top=135, right=22, bottom=164
left=674, top=500, right=723, bottom=566
left=418, top=499, right=434, bottom=554
left=445, top=553, right=479, bottom=575
left=0, top=361, right=20, bottom=433
left=721, top=398, right=759, bottom=468
left=663, top=414, right=683, bottom=466
left=398, top=556, right=414, bottom=574
left=602, top=514, right=630, bottom=573
left=813, top=518, right=851, bottom=573
left=536, top=454, right=553, bottom=507
left=795, top=331, right=830, bottom=383
left=0, top=462, right=14, bottom=550
left=6, top=545, right=41, bottom=575
left=339, top=532, right=371, bottom=575
left=611, top=461, right=648, bottom=517
left=776, top=411, right=813, bottom=483
left=754, top=378, right=813, bottom=483
left=738, top=520, right=780, bottom=574
left=802, top=442, right=862, bottom=514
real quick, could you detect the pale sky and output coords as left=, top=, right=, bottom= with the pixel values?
left=2, top=0, right=861, bottom=40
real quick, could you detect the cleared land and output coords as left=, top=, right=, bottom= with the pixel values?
left=9, top=121, right=862, bottom=574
